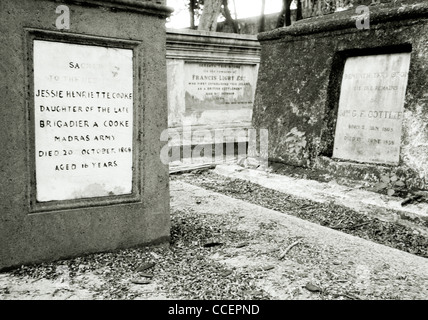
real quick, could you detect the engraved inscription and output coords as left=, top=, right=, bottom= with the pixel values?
left=184, top=62, right=257, bottom=112
left=333, top=53, right=411, bottom=165
left=33, top=40, right=134, bottom=202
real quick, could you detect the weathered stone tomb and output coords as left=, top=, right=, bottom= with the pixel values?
left=254, top=0, right=428, bottom=190
left=0, top=0, right=171, bottom=270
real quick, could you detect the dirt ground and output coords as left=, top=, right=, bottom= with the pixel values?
left=1, top=177, right=428, bottom=300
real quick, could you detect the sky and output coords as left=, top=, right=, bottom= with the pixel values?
left=166, top=0, right=285, bottom=29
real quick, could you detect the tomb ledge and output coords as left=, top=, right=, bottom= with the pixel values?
left=258, top=1, right=428, bottom=42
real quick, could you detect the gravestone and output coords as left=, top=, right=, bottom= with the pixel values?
left=184, top=62, right=256, bottom=113
left=166, top=29, right=260, bottom=163
left=333, top=53, right=411, bottom=165
left=0, top=0, right=172, bottom=270
left=34, top=40, right=134, bottom=201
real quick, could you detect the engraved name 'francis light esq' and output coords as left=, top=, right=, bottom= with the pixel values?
left=184, top=62, right=257, bottom=111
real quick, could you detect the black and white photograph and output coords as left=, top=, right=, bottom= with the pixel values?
left=1, top=0, right=428, bottom=311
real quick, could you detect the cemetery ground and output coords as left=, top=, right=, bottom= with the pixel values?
left=2, top=164, right=428, bottom=300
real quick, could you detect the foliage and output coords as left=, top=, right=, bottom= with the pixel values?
left=277, top=0, right=383, bottom=28
left=374, top=172, right=406, bottom=196
left=187, top=0, right=204, bottom=19
left=285, top=127, right=307, bottom=156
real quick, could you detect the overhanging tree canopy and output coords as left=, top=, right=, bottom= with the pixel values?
left=188, top=0, right=382, bottom=32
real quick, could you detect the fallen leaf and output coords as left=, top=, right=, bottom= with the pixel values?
left=203, top=242, right=223, bottom=248
left=150, top=252, right=161, bottom=259
left=220, top=270, right=233, bottom=277
left=131, top=278, right=151, bottom=285
left=380, top=174, right=390, bottom=183
left=260, top=265, right=275, bottom=271
left=375, top=182, right=388, bottom=190
left=305, top=282, right=322, bottom=292
left=236, top=242, right=249, bottom=248
left=395, top=180, right=405, bottom=187
left=401, top=195, right=423, bottom=206
left=136, top=262, right=155, bottom=272
left=138, top=273, right=154, bottom=279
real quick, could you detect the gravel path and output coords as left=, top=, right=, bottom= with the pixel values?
left=170, top=180, right=428, bottom=300
left=175, top=170, right=428, bottom=258
left=1, top=175, right=428, bottom=300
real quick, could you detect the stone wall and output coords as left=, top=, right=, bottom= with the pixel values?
left=253, top=1, right=428, bottom=190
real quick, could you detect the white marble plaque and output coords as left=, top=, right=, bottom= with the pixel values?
left=33, top=40, right=134, bottom=202
left=333, top=53, right=411, bottom=165
left=184, top=62, right=257, bottom=111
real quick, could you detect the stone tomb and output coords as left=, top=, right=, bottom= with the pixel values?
left=333, top=53, right=411, bottom=165
left=0, top=0, right=172, bottom=270
left=166, top=29, right=260, bottom=160
left=253, top=1, right=428, bottom=189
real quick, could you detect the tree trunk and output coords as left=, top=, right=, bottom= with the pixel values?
left=296, top=0, right=303, bottom=21
left=258, top=0, right=266, bottom=33
left=189, top=0, right=196, bottom=29
left=222, top=0, right=239, bottom=33
left=197, top=0, right=223, bottom=31
left=276, top=0, right=293, bottom=28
